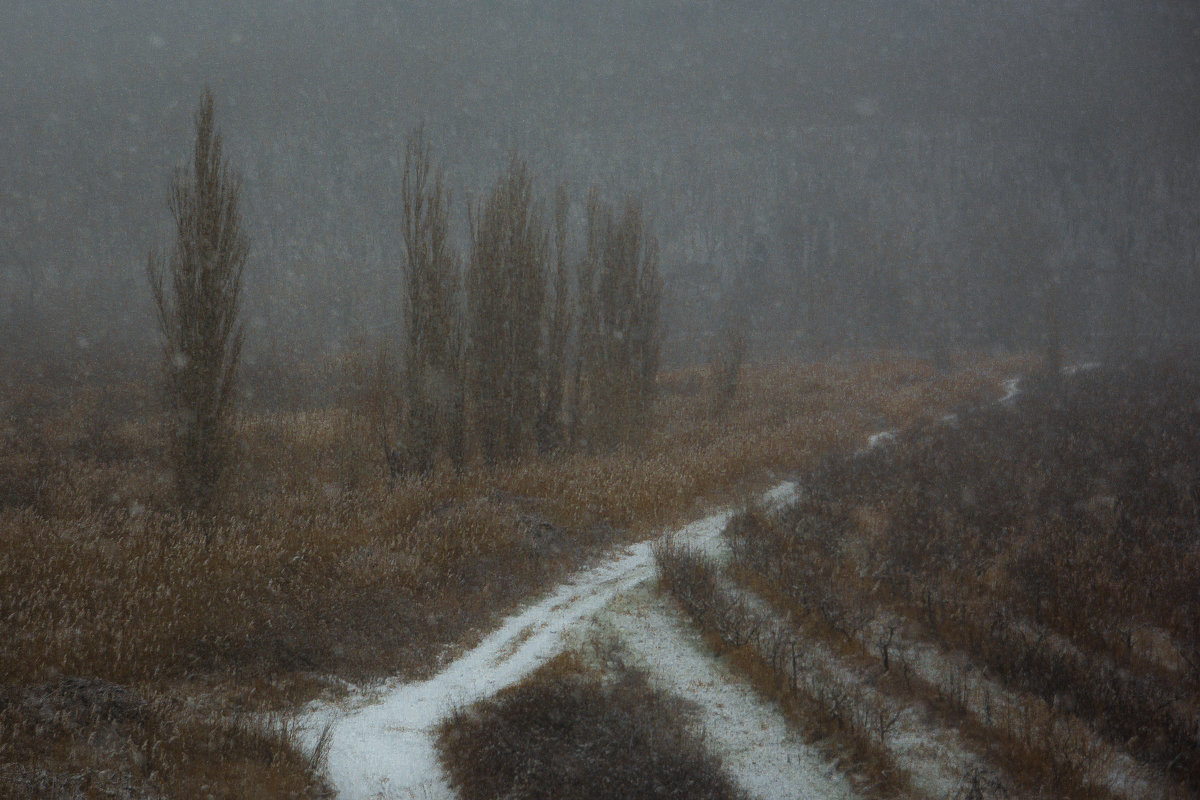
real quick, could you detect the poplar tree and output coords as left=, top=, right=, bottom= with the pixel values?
left=466, top=156, right=548, bottom=463
left=147, top=89, right=247, bottom=513
left=537, top=186, right=572, bottom=454
left=573, top=192, right=662, bottom=450
left=396, top=126, right=463, bottom=475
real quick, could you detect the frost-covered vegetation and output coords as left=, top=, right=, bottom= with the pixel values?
left=658, top=359, right=1200, bottom=799
left=4, top=1, right=1198, bottom=796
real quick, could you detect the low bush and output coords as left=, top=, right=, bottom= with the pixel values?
left=436, top=649, right=747, bottom=800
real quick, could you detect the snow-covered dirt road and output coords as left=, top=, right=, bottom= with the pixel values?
left=298, top=371, right=1042, bottom=799
left=299, top=484, right=820, bottom=800
left=592, top=585, right=858, bottom=800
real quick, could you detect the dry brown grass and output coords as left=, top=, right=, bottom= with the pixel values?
left=436, top=647, right=748, bottom=800
left=0, top=349, right=1025, bottom=796
left=723, top=359, right=1200, bottom=798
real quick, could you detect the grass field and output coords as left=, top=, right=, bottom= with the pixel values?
left=0, top=350, right=1028, bottom=797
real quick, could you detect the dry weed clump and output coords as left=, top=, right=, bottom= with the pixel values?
left=0, top=676, right=330, bottom=799
left=436, top=649, right=748, bottom=800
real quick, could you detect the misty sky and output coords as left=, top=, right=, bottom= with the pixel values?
left=3, top=0, right=1199, bottom=361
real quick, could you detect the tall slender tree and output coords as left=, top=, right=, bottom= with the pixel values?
left=573, top=192, right=662, bottom=450
left=537, top=186, right=572, bottom=454
left=147, top=89, right=247, bottom=513
left=396, top=126, right=463, bottom=475
left=466, top=156, right=548, bottom=463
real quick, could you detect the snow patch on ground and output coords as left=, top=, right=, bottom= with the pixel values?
left=586, top=584, right=859, bottom=800
left=998, top=377, right=1021, bottom=405
left=856, top=429, right=898, bottom=455
left=1062, top=361, right=1101, bottom=376
left=298, top=490, right=789, bottom=799
left=759, top=479, right=802, bottom=511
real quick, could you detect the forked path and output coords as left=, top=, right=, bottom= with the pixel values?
left=300, top=372, right=1037, bottom=798
left=298, top=483, right=824, bottom=800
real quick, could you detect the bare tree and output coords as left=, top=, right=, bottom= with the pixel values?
left=466, top=155, right=549, bottom=463
left=710, top=310, right=747, bottom=420
left=537, top=186, right=572, bottom=454
left=573, top=191, right=662, bottom=450
left=568, top=190, right=602, bottom=449
left=147, top=89, right=247, bottom=514
left=395, top=126, right=463, bottom=475
left=1043, top=274, right=1065, bottom=379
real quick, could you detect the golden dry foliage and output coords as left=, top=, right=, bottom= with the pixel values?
left=0, top=351, right=1026, bottom=796
left=0, top=676, right=329, bottom=799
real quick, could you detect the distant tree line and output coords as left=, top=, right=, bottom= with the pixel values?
left=125, top=86, right=1200, bottom=507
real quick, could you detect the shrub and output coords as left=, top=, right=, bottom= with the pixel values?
left=436, top=650, right=747, bottom=800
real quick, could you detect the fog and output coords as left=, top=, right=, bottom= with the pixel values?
left=4, top=0, right=1199, bottom=375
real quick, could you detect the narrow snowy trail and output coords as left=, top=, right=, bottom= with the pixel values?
left=300, top=499, right=786, bottom=799
left=299, top=370, right=1043, bottom=799
left=301, top=544, right=655, bottom=799
left=591, top=585, right=858, bottom=800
